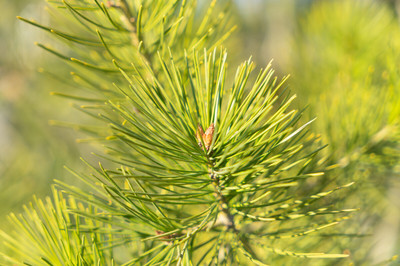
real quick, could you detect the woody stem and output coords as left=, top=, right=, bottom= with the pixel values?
left=207, top=161, right=236, bottom=231
left=110, top=0, right=153, bottom=67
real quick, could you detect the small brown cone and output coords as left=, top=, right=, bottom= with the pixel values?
left=196, top=124, right=205, bottom=147
left=203, top=123, right=214, bottom=151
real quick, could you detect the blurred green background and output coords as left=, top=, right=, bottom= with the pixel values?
left=1, top=0, right=399, bottom=264
left=0, top=0, right=89, bottom=222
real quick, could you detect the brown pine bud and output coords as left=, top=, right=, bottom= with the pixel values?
left=155, top=230, right=182, bottom=245
left=203, top=123, right=214, bottom=151
left=196, top=124, right=205, bottom=147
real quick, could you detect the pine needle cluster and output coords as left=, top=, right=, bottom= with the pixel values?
left=0, top=1, right=359, bottom=265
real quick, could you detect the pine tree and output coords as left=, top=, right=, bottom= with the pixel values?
left=1, top=1, right=357, bottom=264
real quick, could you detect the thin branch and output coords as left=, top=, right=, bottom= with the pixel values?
left=108, top=0, right=153, bottom=67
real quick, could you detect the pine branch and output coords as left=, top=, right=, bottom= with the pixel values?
left=1, top=1, right=362, bottom=264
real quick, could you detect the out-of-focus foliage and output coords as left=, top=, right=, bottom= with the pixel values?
left=290, top=0, right=400, bottom=160
left=286, top=0, right=400, bottom=264
left=0, top=0, right=84, bottom=224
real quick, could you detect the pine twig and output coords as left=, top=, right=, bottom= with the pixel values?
left=108, top=0, right=153, bottom=67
